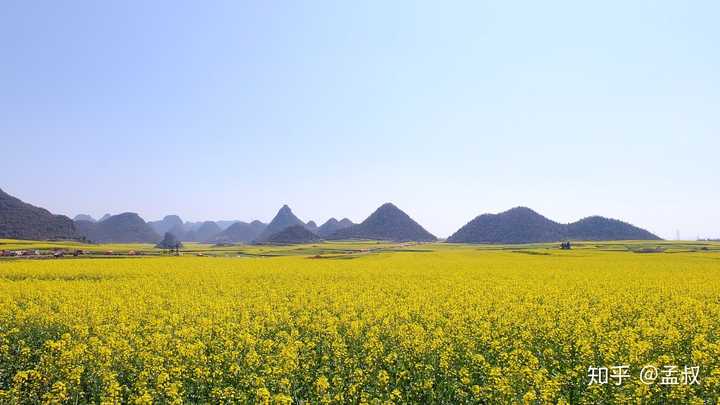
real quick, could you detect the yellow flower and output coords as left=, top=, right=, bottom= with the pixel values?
left=255, top=387, right=271, bottom=405
left=315, top=376, right=330, bottom=394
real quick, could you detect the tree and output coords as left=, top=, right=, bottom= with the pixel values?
left=156, top=232, right=183, bottom=250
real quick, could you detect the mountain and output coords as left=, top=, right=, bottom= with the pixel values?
left=566, top=216, right=661, bottom=241
left=264, top=225, right=322, bottom=244
left=163, top=220, right=207, bottom=242
left=338, top=218, right=354, bottom=228
left=75, top=212, right=160, bottom=243
left=327, top=203, right=436, bottom=242
left=214, top=220, right=266, bottom=243
left=98, top=214, right=112, bottom=222
left=254, top=205, right=306, bottom=242
left=172, top=220, right=239, bottom=233
left=316, top=217, right=355, bottom=237
left=74, top=220, right=99, bottom=241
left=194, top=221, right=222, bottom=242
left=216, top=220, right=240, bottom=231
left=305, top=220, right=318, bottom=232
left=74, top=214, right=96, bottom=222
left=249, top=220, right=267, bottom=234
left=0, top=188, right=77, bottom=240
left=184, top=221, right=204, bottom=232
left=181, top=229, right=197, bottom=242
left=215, top=220, right=267, bottom=243
left=447, top=207, right=564, bottom=244
left=447, top=207, right=660, bottom=244
left=148, top=215, right=184, bottom=236
left=167, top=222, right=189, bottom=241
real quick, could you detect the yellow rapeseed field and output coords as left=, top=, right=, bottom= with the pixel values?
left=1, top=247, right=719, bottom=404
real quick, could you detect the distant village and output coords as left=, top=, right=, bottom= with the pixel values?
left=1, top=249, right=133, bottom=258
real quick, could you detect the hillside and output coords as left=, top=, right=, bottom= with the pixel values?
left=167, top=223, right=189, bottom=241
left=194, top=221, right=222, bottom=242
left=0, top=188, right=77, bottom=240
left=213, top=220, right=267, bottom=243
left=215, top=220, right=240, bottom=231
left=73, top=214, right=96, bottom=222
left=254, top=205, right=306, bottom=242
left=566, top=216, right=661, bottom=241
left=75, top=212, right=160, bottom=243
left=316, top=217, right=354, bottom=237
left=264, top=225, right=322, bottom=244
left=182, top=222, right=203, bottom=232
left=447, top=207, right=564, bottom=244
left=148, top=215, right=184, bottom=236
left=74, top=220, right=100, bottom=241
left=448, top=207, right=660, bottom=244
left=327, top=203, right=436, bottom=242
left=305, top=220, right=318, bottom=232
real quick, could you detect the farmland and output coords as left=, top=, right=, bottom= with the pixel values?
left=1, top=242, right=719, bottom=403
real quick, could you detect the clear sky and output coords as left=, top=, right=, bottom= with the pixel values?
left=1, top=1, right=718, bottom=239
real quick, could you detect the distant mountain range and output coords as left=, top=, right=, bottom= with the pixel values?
left=145, top=216, right=253, bottom=243
left=75, top=213, right=160, bottom=243
left=215, top=220, right=240, bottom=230
left=194, top=221, right=223, bottom=242
left=148, top=215, right=184, bottom=236
left=316, top=217, right=354, bottom=237
left=73, top=214, right=96, bottom=223
left=0, top=187, right=664, bottom=244
left=0, top=188, right=77, bottom=240
left=447, top=207, right=660, bottom=244
left=327, top=203, right=437, bottom=242
left=265, top=224, right=322, bottom=244
left=214, top=220, right=267, bottom=243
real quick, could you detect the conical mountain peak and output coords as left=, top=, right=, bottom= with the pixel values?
left=327, top=203, right=436, bottom=242
left=376, top=202, right=400, bottom=212
left=254, top=205, right=306, bottom=242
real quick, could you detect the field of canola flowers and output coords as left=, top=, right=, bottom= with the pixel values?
left=1, top=246, right=719, bottom=404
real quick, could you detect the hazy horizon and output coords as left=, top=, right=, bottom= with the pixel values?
left=2, top=1, right=718, bottom=240
left=2, top=185, right=715, bottom=240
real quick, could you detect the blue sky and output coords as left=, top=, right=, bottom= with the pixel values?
left=1, top=1, right=718, bottom=239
